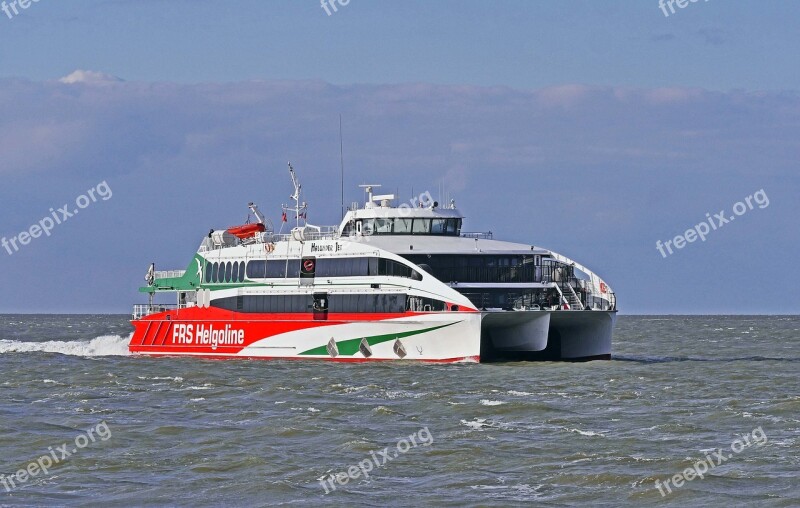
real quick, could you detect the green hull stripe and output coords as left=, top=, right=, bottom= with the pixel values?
left=299, top=321, right=461, bottom=356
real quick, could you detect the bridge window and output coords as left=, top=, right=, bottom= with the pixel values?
left=341, top=221, right=354, bottom=236
left=412, top=219, right=431, bottom=234
left=394, top=218, right=413, bottom=234
left=375, top=218, right=393, bottom=234
left=431, top=219, right=447, bottom=234
left=361, top=219, right=375, bottom=235
left=446, top=219, right=461, bottom=235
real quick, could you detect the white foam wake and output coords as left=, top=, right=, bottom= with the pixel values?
left=0, top=335, right=131, bottom=357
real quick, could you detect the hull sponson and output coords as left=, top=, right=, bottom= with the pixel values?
left=480, top=310, right=615, bottom=361
left=129, top=305, right=482, bottom=362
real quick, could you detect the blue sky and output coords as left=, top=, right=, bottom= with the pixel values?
left=0, top=1, right=798, bottom=313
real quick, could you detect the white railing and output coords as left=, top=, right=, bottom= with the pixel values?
left=461, top=232, right=493, bottom=240
left=272, top=225, right=340, bottom=243
left=154, top=270, right=186, bottom=280
left=132, top=303, right=191, bottom=320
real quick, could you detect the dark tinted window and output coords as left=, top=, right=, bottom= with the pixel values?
left=212, top=262, right=219, bottom=283
left=377, top=258, right=421, bottom=280
left=446, top=219, right=458, bottom=234
left=431, top=219, right=447, bottom=234
left=246, top=259, right=302, bottom=278
left=328, top=293, right=406, bottom=313
left=215, top=294, right=311, bottom=313
left=401, top=254, right=553, bottom=283
left=316, top=257, right=371, bottom=277
left=266, top=260, right=288, bottom=278
left=225, top=262, right=232, bottom=282
left=247, top=260, right=266, bottom=279
left=231, top=262, right=239, bottom=282
left=205, top=262, right=212, bottom=283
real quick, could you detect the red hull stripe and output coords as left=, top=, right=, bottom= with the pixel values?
left=129, top=352, right=480, bottom=363
left=129, top=305, right=467, bottom=357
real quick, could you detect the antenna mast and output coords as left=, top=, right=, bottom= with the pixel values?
left=283, top=162, right=307, bottom=229
left=339, top=114, right=345, bottom=219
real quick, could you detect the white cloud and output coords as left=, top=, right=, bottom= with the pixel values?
left=59, top=70, right=124, bottom=85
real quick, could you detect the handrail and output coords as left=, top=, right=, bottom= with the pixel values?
left=563, top=283, right=583, bottom=310
left=553, top=284, right=569, bottom=309
left=132, top=303, right=191, bottom=320
left=460, top=232, right=493, bottom=240
left=154, top=270, right=186, bottom=280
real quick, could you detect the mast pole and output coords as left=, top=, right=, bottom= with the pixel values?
left=339, top=114, right=345, bottom=220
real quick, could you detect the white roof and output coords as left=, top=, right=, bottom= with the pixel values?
left=344, top=234, right=551, bottom=255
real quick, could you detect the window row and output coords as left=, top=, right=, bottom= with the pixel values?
left=211, top=293, right=407, bottom=314
left=328, top=293, right=406, bottom=314
left=343, top=218, right=462, bottom=237
left=402, top=255, right=559, bottom=283
left=246, top=259, right=302, bottom=279
left=205, top=261, right=246, bottom=284
left=244, top=257, right=422, bottom=280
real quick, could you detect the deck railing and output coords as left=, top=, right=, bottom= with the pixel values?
left=154, top=270, right=186, bottom=280
left=460, top=232, right=493, bottom=240
left=132, top=303, right=190, bottom=320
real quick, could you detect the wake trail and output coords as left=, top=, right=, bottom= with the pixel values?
left=0, top=335, right=131, bottom=357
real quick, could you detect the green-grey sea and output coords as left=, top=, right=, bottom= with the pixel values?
left=0, top=315, right=797, bottom=507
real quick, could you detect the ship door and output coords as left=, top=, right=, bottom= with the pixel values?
left=313, top=292, right=329, bottom=321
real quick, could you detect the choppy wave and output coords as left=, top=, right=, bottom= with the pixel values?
left=0, top=334, right=130, bottom=356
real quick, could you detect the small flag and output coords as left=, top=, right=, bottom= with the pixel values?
left=281, top=212, right=287, bottom=223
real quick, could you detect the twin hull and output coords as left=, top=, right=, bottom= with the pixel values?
left=129, top=306, right=614, bottom=362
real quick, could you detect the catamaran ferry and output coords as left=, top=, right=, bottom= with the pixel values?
left=129, top=164, right=617, bottom=362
